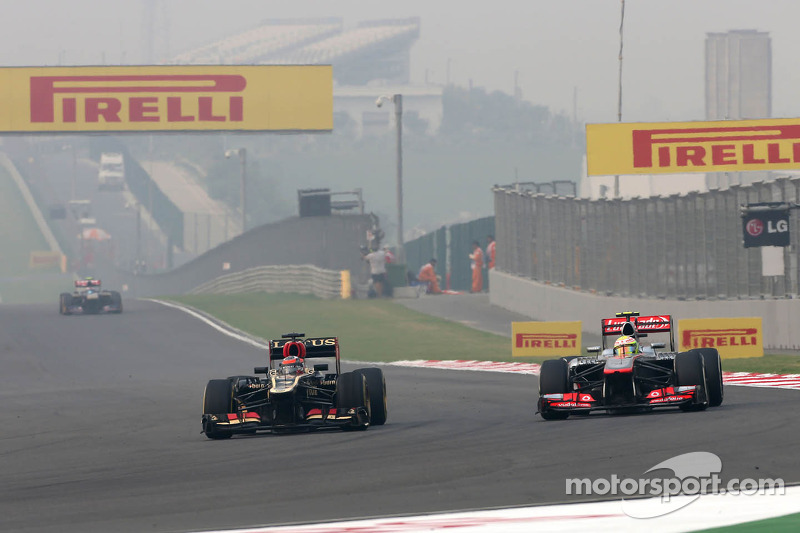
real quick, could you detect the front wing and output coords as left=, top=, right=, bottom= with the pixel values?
left=202, top=406, right=370, bottom=435
left=64, top=302, right=122, bottom=314
left=538, top=385, right=705, bottom=413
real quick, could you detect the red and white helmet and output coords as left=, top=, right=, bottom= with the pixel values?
left=279, top=355, right=305, bottom=375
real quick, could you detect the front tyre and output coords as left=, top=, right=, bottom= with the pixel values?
left=355, top=367, right=387, bottom=425
left=336, top=372, right=369, bottom=430
left=203, top=379, right=234, bottom=440
left=109, top=291, right=123, bottom=313
left=538, top=359, right=570, bottom=420
left=59, top=293, right=72, bottom=315
left=697, top=348, right=723, bottom=407
left=675, top=350, right=709, bottom=411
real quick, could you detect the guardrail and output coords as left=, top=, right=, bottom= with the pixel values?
left=189, top=264, right=346, bottom=299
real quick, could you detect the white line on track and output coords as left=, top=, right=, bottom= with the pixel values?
left=191, top=486, right=800, bottom=533
left=145, top=298, right=267, bottom=349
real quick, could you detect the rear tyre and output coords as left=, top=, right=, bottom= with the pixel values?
left=539, top=359, right=570, bottom=420
left=355, top=368, right=387, bottom=425
left=336, top=372, right=369, bottom=430
left=698, top=348, right=723, bottom=407
left=203, top=379, right=234, bottom=440
left=675, top=350, right=708, bottom=411
left=59, top=293, right=72, bottom=315
left=109, top=291, right=123, bottom=313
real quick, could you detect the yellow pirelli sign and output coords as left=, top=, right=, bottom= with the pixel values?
left=512, top=321, right=582, bottom=357
left=678, top=317, right=763, bottom=358
left=0, top=65, right=332, bottom=133
left=586, top=118, right=800, bottom=176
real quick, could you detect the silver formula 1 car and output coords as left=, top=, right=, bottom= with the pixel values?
left=537, top=312, right=723, bottom=420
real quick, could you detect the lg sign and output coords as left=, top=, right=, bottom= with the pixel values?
left=742, top=208, right=790, bottom=248
left=746, top=218, right=787, bottom=237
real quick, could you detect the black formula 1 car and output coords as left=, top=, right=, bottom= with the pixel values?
left=537, top=312, right=723, bottom=420
left=202, top=333, right=387, bottom=439
left=59, top=278, right=123, bottom=315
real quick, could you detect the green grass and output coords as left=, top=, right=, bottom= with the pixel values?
left=696, top=511, right=800, bottom=532
left=166, top=293, right=518, bottom=362
left=722, top=355, right=800, bottom=375
left=0, top=163, right=71, bottom=304
left=164, top=293, right=800, bottom=373
left=0, top=165, right=54, bottom=276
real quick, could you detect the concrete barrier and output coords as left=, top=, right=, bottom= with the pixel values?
left=489, top=270, right=800, bottom=350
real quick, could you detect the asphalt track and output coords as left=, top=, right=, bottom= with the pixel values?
left=1, top=299, right=799, bottom=533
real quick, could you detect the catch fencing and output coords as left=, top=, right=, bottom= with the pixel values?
left=493, top=177, right=800, bottom=299
left=190, top=264, right=344, bottom=299
left=404, top=217, right=495, bottom=291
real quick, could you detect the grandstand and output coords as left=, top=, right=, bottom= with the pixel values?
left=170, top=17, right=436, bottom=136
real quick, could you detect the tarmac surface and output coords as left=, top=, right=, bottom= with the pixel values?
left=1, top=298, right=798, bottom=532
left=397, top=292, right=603, bottom=347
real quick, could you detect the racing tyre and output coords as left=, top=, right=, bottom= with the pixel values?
left=59, top=293, right=72, bottom=315
left=539, top=358, right=570, bottom=420
left=698, top=348, right=723, bottom=407
left=203, top=379, right=234, bottom=440
left=109, top=291, right=123, bottom=314
left=336, top=372, right=369, bottom=430
left=355, top=367, right=387, bottom=425
left=675, top=350, right=708, bottom=411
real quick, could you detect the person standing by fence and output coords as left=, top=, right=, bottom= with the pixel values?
left=486, top=235, right=496, bottom=270
left=362, top=246, right=388, bottom=298
left=469, top=240, right=484, bottom=293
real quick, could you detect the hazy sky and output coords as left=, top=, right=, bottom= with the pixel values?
left=0, top=0, right=797, bottom=123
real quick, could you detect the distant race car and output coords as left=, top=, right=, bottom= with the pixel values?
left=202, top=332, right=387, bottom=439
left=537, top=312, right=723, bottom=420
left=59, top=278, right=123, bottom=315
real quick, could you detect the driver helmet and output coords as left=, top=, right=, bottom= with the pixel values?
left=279, top=355, right=305, bottom=376
left=613, top=335, right=639, bottom=356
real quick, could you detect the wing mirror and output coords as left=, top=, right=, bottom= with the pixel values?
left=586, top=346, right=601, bottom=353
left=314, top=364, right=329, bottom=372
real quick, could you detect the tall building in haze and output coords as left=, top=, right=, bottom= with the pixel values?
left=705, top=30, right=771, bottom=188
left=705, top=30, right=771, bottom=120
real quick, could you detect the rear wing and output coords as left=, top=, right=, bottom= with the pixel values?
left=600, top=313, right=674, bottom=351
left=75, top=279, right=101, bottom=288
left=268, top=337, right=339, bottom=361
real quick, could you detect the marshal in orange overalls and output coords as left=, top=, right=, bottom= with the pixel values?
left=470, top=244, right=483, bottom=293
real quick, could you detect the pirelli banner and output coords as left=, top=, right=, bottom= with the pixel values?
left=678, top=317, right=763, bottom=358
left=512, top=321, right=582, bottom=357
left=586, top=118, right=800, bottom=176
left=0, top=65, right=333, bottom=133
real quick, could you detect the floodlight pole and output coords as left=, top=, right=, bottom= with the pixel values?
left=393, top=94, right=404, bottom=263
left=615, top=0, right=626, bottom=198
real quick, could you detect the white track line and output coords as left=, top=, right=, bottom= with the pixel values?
left=146, top=298, right=267, bottom=349
left=192, top=486, right=800, bottom=533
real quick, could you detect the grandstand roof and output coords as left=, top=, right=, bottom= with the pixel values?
left=170, top=17, right=420, bottom=85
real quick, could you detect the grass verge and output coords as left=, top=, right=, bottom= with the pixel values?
left=166, top=293, right=516, bottom=363
left=164, top=293, right=800, bottom=373
left=0, top=163, right=70, bottom=304
left=696, top=511, right=800, bottom=532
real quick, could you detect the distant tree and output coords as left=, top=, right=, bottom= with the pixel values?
left=439, top=85, right=578, bottom=146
